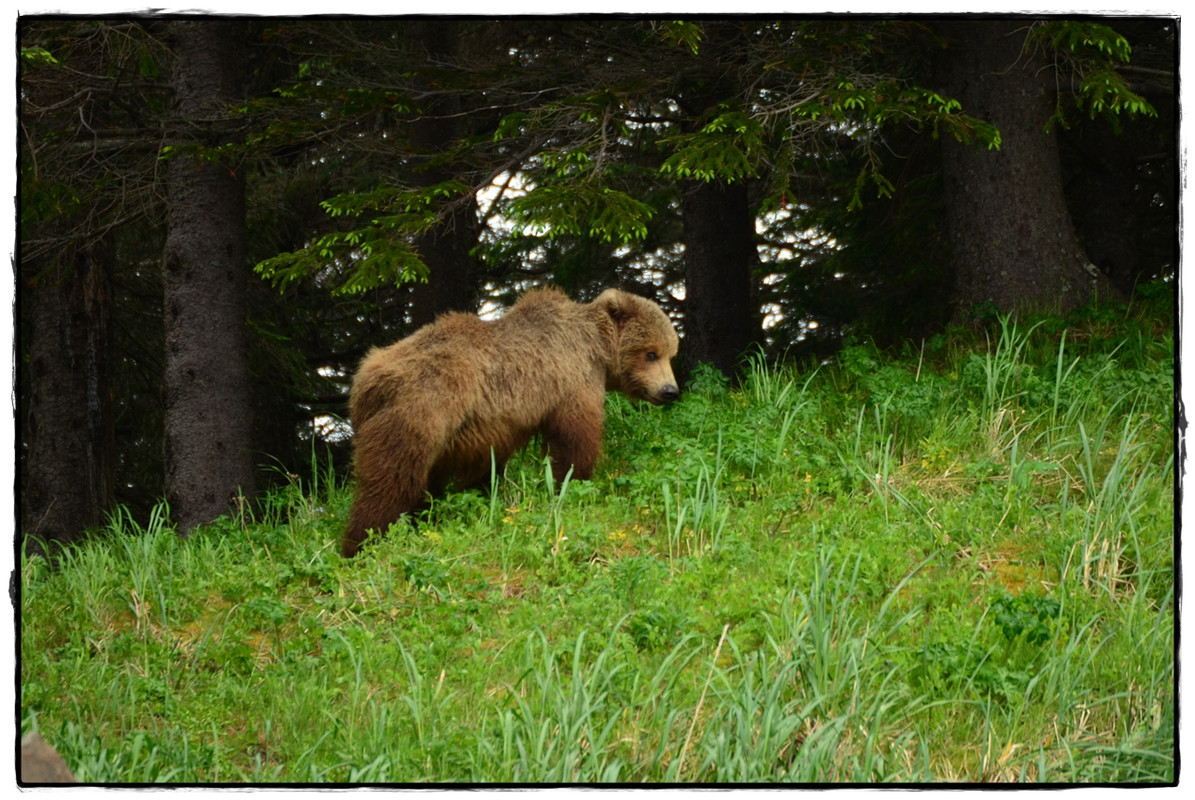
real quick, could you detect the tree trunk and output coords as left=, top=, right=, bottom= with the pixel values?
left=674, top=23, right=760, bottom=380
left=409, top=199, right=480, bottom=327
left=162, top=20, right=255, bottom=533
left=21, top=237, right=116, bottom=554
left=407, top=20, right=481, bottom=327
left=935, top=19, right=1121, bottom=321
left=681, top=178, right=759, bottom=379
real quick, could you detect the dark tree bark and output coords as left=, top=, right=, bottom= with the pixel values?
left=162, top=20, right=255, bottom=533
left=673, top=22, right=760, bottom=380
left=409, top=194, right=481, bottom=327
left=407, top=20, right=482, bottom=327
left=935, top=19, right=1121, bottom=321
left=21, top=236, right=116, bottom=554
left=681, top=178, right=759, bottom=379
left=19, top=20, right=179, bottom=527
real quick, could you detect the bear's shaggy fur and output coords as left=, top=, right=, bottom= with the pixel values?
left=342, top=287, right=680, bottom=557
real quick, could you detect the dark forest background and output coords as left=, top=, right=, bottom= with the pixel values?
left=16, top=16, right=1177, bottom=553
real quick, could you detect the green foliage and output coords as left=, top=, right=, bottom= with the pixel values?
left=1074, top=67, right=1157, bottom=120
left=19, top=178, right=82, bottom=231
left=1035, top=20, right=1133, bottom=63
left=683, top=362, right=731, bottom=397
left=1031, top=20, right=1157, bottom=130
left=20, top=46, right=60, bottom=66
left=990, top=593, right=1061, bottom=646
left=791, top=79, right=1001, bottom=211
left=659, top=106, right=768, bottom=183
left=802, top=79, right=990, bottom=139
left=400, top=553, right=450, bottom=597
left=505, top=184, right=654, bottom=244
left=654, top=21, right=704, bottom=54
left=255, top=181, right=473, bottom=294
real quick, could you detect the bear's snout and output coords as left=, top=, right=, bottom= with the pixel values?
left=655, top=383, right=680, bottom=404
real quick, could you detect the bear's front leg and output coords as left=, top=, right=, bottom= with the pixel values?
left=541, top=394, right=605, bottom=485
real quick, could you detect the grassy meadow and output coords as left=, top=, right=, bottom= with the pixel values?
left=19, top=307, right=1175, bottom=784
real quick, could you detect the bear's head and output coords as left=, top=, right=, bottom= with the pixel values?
left=596, top=289, right=680, bottom=405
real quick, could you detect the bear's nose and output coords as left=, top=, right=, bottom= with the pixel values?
left=659, top=384, right=679, bottom=403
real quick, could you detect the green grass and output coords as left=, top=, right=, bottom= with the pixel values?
left=20, top=307, right=1175, bottom=784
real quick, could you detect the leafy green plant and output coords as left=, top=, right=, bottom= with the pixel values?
left=990, top=593, right=1061, bottom=646
left=400, top=553, right=450, bottom=598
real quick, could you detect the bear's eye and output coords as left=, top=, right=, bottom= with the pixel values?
left=645, top=351, right=658, bottom=362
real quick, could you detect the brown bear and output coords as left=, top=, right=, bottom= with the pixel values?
left=341, top=287, right=680, bottom=557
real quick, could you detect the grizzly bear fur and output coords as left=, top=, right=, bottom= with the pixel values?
left=341, top=287, right=680, bottom=557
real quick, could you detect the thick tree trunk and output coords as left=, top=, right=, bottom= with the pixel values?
left=22, top=237, right=116, bottom=554
left=409, top=200, right=480, bottom=327
left=935, top=19, right=1121, bottom=321
left=407, top=20, right=481, bottom=327
left=674, top=22, right=759, bottom=380
left=681, top=178, right=759, bottom=379
left=162, top=20, right=255, bottom=533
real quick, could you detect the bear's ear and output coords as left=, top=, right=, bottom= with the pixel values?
left=597, top=289, right=632, bottom=326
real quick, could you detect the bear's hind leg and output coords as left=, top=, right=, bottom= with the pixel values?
left=342, top=410, right=442, bottom=557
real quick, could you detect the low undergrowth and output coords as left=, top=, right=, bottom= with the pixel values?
left=20, top=306, right=1175, bottom=784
